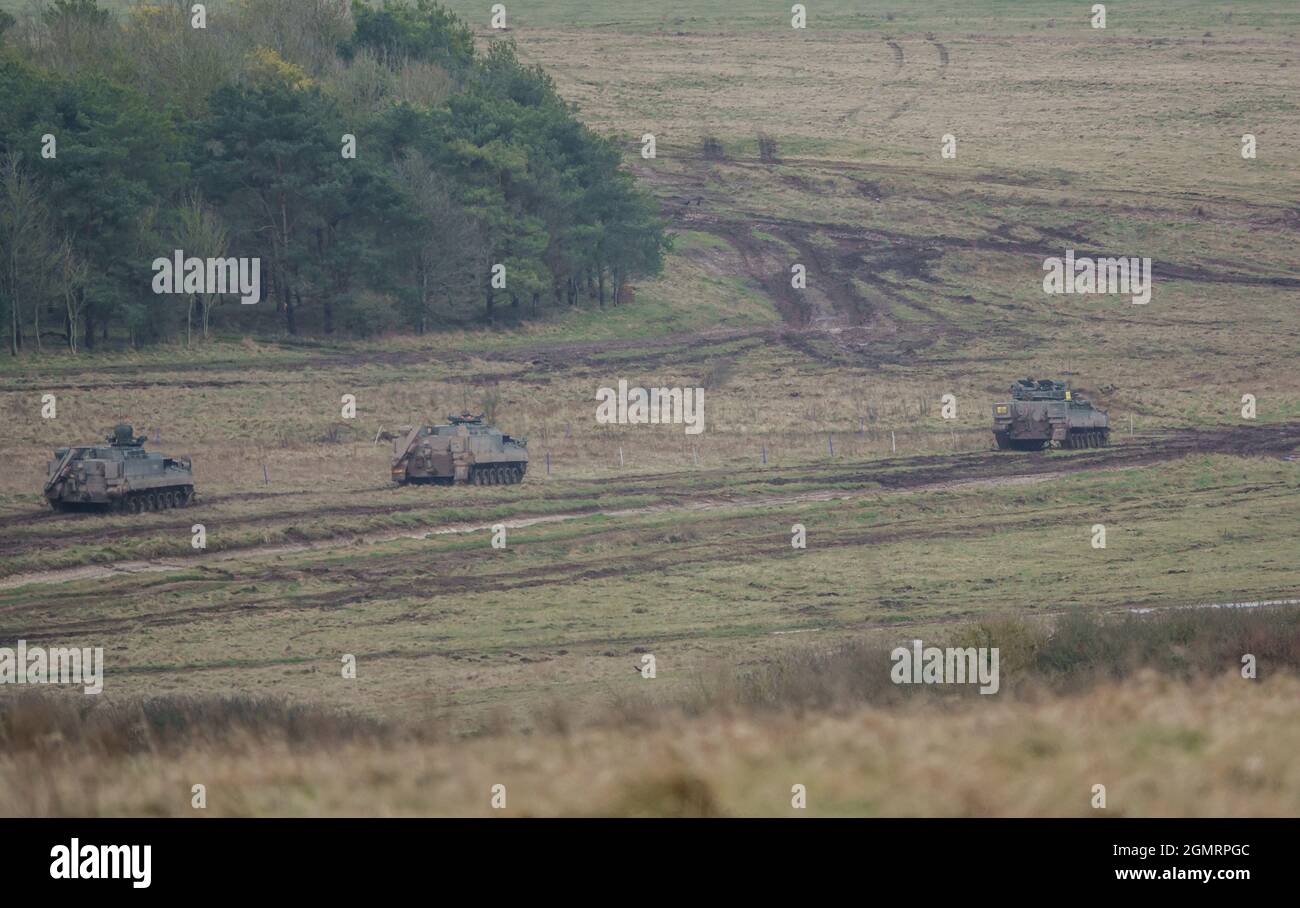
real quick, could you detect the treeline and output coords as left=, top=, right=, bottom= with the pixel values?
left=0, top=0, right=669, bottom=351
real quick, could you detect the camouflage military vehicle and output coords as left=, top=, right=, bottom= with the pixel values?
left=992, top=379, right=1109, bottom=450
left=391, top=413, right=528, bottom=485
left=44, top=423, right=195, bottom=512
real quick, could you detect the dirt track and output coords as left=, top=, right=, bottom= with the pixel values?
left=3, top=421, right=1295, bottom=593
left=638, top=150, right=1300, bottom=349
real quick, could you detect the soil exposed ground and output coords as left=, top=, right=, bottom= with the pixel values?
left=3, top=421, right=1297, bottom=589
left=0, top=425, right=1294, bottom=713
left=1, top=444, right=1295, bottom=732
left=641, top=151, right=1300, bottom=357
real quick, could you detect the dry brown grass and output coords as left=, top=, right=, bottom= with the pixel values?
left=577, top=605, right=1300, bottom=720
left=4, top=608, right=1299, bottom=816
left=0, top=692, right=407, bottom=757
left=3, top=673, right=1296, bottom=816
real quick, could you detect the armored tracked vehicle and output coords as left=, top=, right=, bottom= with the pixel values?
left=992, top=379, right=1109, bottom=450
left=45, top=423, right=195, bottom=512
left=391, top=413, right=528, bottom=485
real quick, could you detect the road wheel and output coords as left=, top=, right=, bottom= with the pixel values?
left=491, top=467, right=502, bottom=485
left=512, top=467, right=522, bottom=484
left=145, top=493, right=157, bottom=511
left=472, top=470, right=482, bottom=486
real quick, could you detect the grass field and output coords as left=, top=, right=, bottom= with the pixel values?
left=3, top=450, right=1297, bottom=732
left=8, top=610, right=1300, bottom=816
left=0, top=0, right=1297, bottom=816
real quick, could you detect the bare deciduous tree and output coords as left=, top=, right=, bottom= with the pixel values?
left=0, top=152, right=55, bottom=356
left=54, top=234, right=88, bottom=352
left=176, top=193, right=229, bottom=346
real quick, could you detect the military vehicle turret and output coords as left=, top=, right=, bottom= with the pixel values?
left=992, top=379, right=1109, bottom=450
left=44, top=423, right=195, bottom=512
left=391, top=413, right=528, bottom=485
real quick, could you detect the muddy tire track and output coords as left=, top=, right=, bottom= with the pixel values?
left=1, top=326, right=769, bottom=391
left=676, top=205, right=1300, bottom=308
left=8, top=476, right=1293, bottom=643
left=0, top=501, right=1121, bottom=641
left=2, top=422, right=1297, bottom=593
left=839, top=37, right=905, bottom=125
left=886, top=39, right=905, bottom=71
left=887, top=35, right=949, bottom=121
left=930, top=38, right=949, bottom=77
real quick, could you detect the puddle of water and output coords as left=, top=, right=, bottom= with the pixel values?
left=1129, top=598, right=1300, bottom=615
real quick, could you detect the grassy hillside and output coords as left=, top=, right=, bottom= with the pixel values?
left=4, top=452, right=1296, bottom=732
left=0, top=0, right=1297, bottom=817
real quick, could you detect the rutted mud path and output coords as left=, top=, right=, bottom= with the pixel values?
left=680, top=207, right=1300, bottom=295
left=11, top=471, right=1271, bottom=641
left=3, top=421, right=1296, bottom=593
left=7, top=476, right=1295, bottom=644
left=0, top=472, right=1062, bottom=594
left=648, top=151, right=1300, bottom=342
left=0, top=325, right=769, bottom=390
